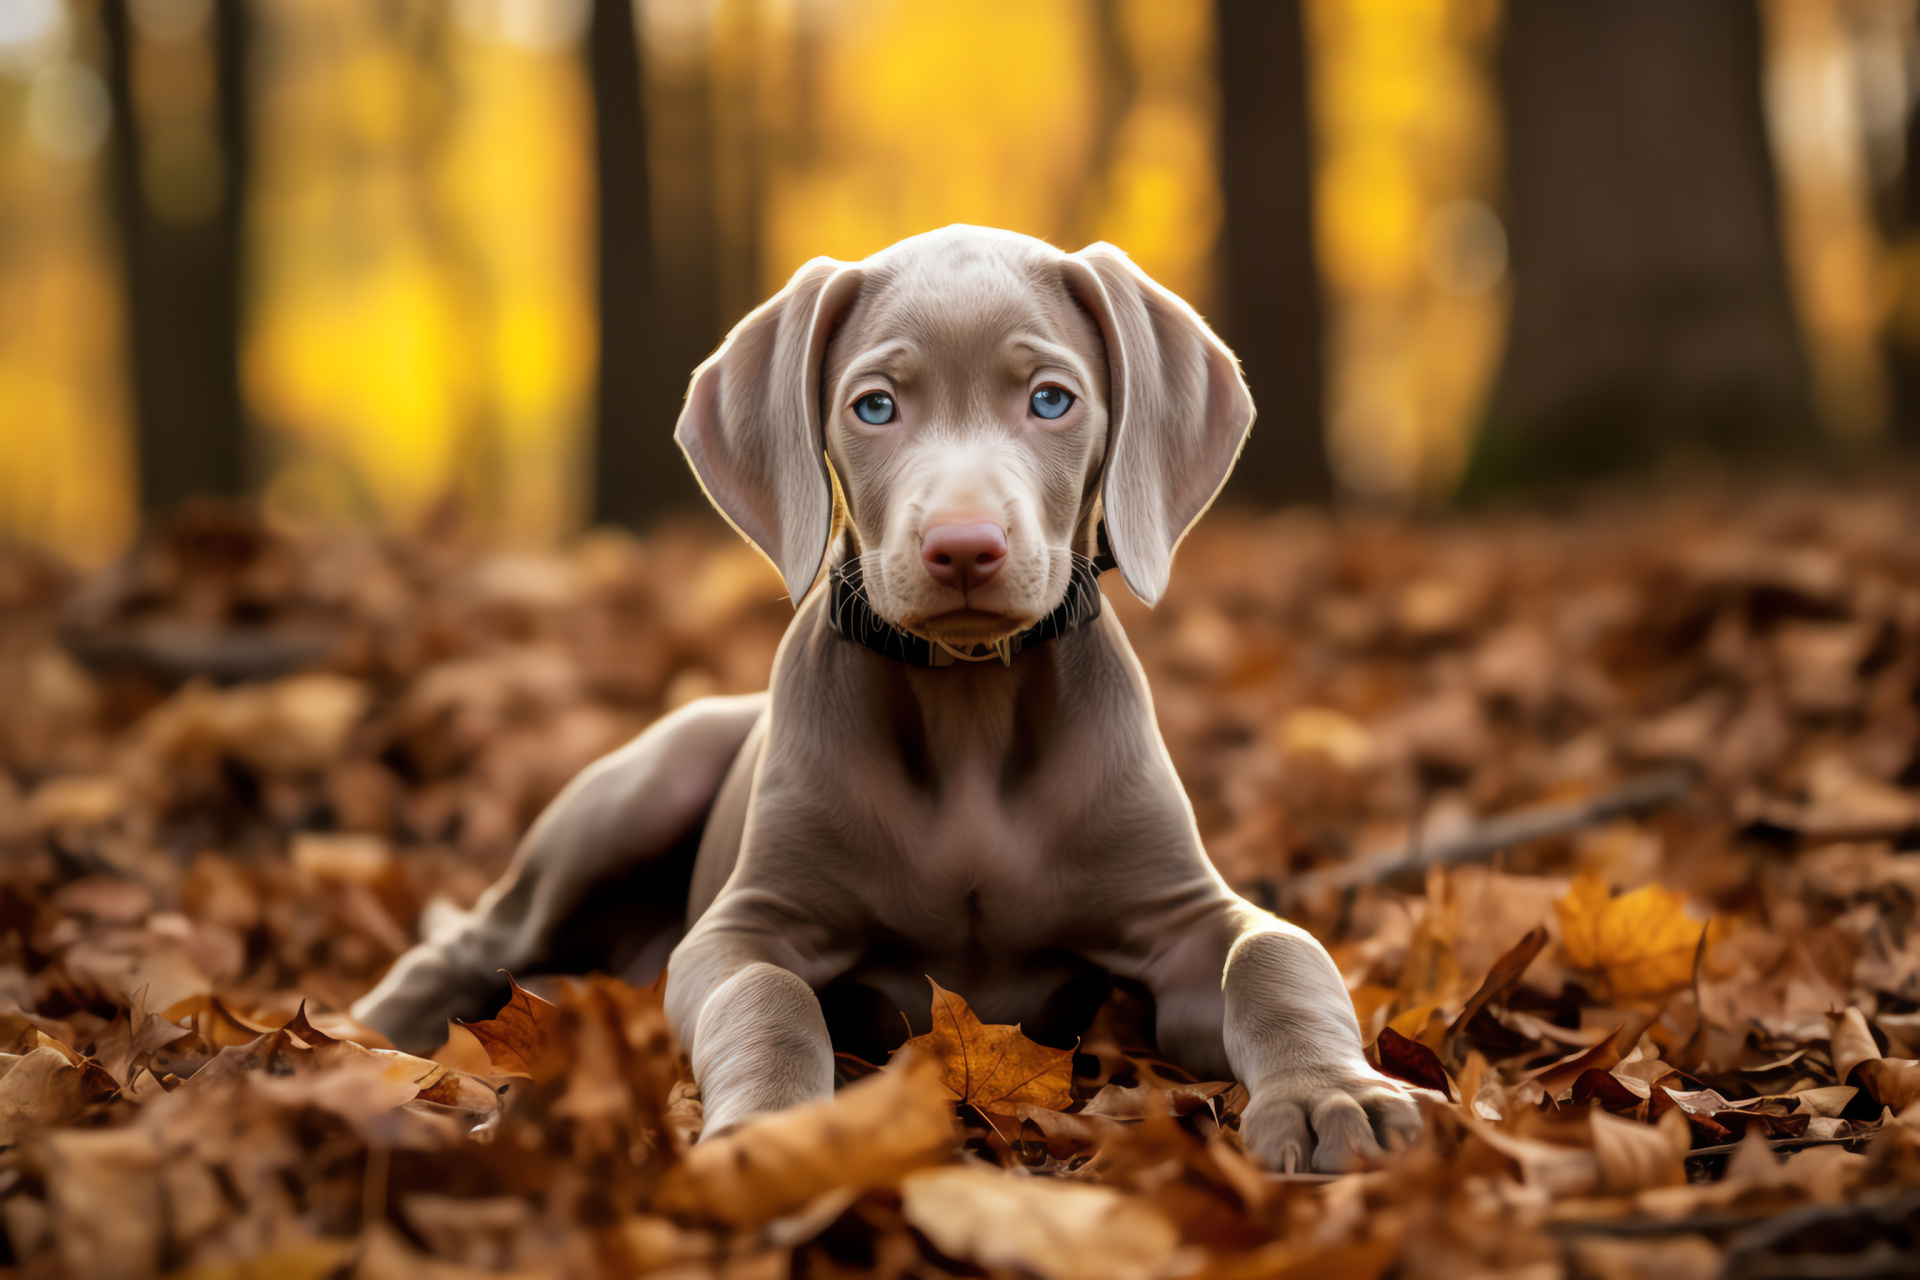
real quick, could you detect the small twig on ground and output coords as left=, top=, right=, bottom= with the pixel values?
left=1283, top=768, right=1696, bottom=907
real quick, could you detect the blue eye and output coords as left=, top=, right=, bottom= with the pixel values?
left=853, top=392, right=895, bottom=425
left=1030, top=386, right=1074, bottom=420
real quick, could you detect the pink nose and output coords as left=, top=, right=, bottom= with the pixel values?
left=921, top=521, right=1008, bottom=592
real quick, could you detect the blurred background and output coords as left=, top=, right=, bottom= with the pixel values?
left=2, top=0, right=1919, bottom=565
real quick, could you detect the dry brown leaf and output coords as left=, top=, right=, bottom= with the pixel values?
left=655, top=1049, right=957, bottom=1227
left=1373, top=1025, right=1457, bottom=1099
left=899, top=977, right=1074, bottom=1113
left=94, top=985, right=191, bottom=1088
left=1590, top=1106, right=1689, bottom=1193
left=1635, top=1128, right=1867, bottom=1219
left=1081, top=1069, right=1232, bottom=1120
left=1856, top=1058, right=1920, bottom=1112
left=899, top=1164, right=1180, bottom=1280
left=1571, top=1235, right=1722, bottom=1280
left=460, top=974, right=567, bottom=1083
left=1521, top=1016, right=1650, bottom=1101
left=1461, top=1111, right=1601, bottom=1195
left=1556, top=875, right=1705, bottom=1001
left=354, top=1220, right=550, bottom=1280
left=162, top=993, right=279, bottom=1050
left=619, top=1214, right=720, bottom=1272
left=1444, top=923, right=1547, bottom=1063
left=0, top=1046, right=113, bottom=1145
left=1786, top=1085, right=1856, bottom=1118
left=40, top=1128, right=162, bottom=1280
left=1828, top=1006, right=1881, bottom=1085
left=281, top=1004, right=501, bottom=1133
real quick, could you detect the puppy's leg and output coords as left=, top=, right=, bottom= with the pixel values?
left=664, top=908, right=841, bottom=1137
left=1137, top=897, right=1420, bottom=1173
left=352, top=694, right=767, bottom=1052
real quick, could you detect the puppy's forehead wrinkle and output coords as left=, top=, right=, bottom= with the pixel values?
left=840, top=339, right=919, bottom=385
left=838, top=245, right=1091, bottom=379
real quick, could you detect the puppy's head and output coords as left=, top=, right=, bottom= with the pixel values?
left=675, top=226, right=1253, bottom=644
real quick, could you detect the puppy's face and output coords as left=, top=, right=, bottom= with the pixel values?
left=676, top=226, right=1253, bottom=627
left=823, top=240, right=1110, bottom=647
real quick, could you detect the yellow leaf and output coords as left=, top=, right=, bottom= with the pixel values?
left=899, top=978, right=1075, bottom=1113
left=1554, top=875, right=1704, bottom=1001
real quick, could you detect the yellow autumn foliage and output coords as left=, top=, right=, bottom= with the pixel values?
left=1555, top=874, right=1705, bottom=1002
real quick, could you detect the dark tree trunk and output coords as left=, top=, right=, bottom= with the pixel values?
left=102, top=0, right=249, bottom=517
left=1886, top=63, right=1920, bottom=449
left=1471, top=0, right=1818, bottom=491
left=1214, top=0, right=1331, bottom=505
left=589, top=0, right=710, bottom=529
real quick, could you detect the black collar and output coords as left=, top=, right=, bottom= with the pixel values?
left=827, top=534, right=1115, bottom=668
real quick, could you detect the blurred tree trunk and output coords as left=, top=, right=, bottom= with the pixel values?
left=1471, top=0, right=1818, bottom=490
left=590, top=0, right=710, bottom=529
left=1887, top=79, right=1920, bottom=449
left=102, top=0, right=249, bottom=517
left=1214, top=0, right=1331, bottom=505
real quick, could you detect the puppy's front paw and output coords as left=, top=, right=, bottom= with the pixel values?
left=1239, top=1069, right=1421, bottom=1173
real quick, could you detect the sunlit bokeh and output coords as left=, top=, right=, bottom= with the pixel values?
left=1761, top=0, right=1914, bottom=443
left=246, top=0, right=597, bottom=543
left=243, top=0, right=1220, bottom=541
left=0, top=0, right=135, bottom=565
left=9, top=0, right=1920, bottom=563
left=709, top=0, right=1220, bottom=311
left=1306, top=0, right=1507, bottom=502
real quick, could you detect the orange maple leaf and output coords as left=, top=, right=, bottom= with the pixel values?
left=461, top=974, right=568, bottom=1082
left=898, top=978, right=1074, bottom=1113
left=1555, top=874, right=1705, bottom=1002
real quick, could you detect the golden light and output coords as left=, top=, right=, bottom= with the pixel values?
left=246, top=0, right=596, bottom=543
left=717, top=0, right=1221, bottom=313
left=1760, top=0, right=1913, bottom=443
left=1306, top=0, right=1508, bottom=502
left=0, top=0, right=135, bottom=566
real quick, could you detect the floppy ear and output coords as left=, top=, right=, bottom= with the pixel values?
left=675, top=258, right=865, bottom=605
left=1064, top=243, right=1255, bottom=606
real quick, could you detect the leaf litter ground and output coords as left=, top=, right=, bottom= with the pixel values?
left=4, top=487, right=1920, bottom=1276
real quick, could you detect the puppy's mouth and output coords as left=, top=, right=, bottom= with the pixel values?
left=903, top=607, right=1034, bottom=647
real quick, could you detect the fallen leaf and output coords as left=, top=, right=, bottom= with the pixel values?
left=1572, top=1069, right=1646, bottom=1116
left=162, top=994, right=279, bottom=1050
left=1444, top=924, right=1547, bottom=1064
left=460, top=975, right=567, bottom=1083
left=1373, top=1026, right=1456, bottom=1100
left=40, top=1128, right=161, bottom=1280
left=656, top=1050, right=956, bottom=1227
left=1828, top=1006, right=1881, bottom=1085
left=1081, top=1066, right=1232, bottom=1120
left=900, top=1163, right=1180, bottom=1280
left=1556, top=875, right=1705, bottom=1001
left=0, top=1045, right=113, bottom=1144
left=283, top=1003, right=498, bottom=1130
left=1590, top=1106, right=1689, bottom=1193
left=1520, top=1016, right=1650, bottom=1101
left=898, top=977, right=1074, bottom=1113
left=1788, top=1085, right=1857, bottom=1118
left=1461, top=1111, right=1601, bottom=1195
left=94, top=985, right=190, bottom=1088
left=1856, top=1058, right=1920, bottom=1112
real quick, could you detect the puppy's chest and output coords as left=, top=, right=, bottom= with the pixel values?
left=843, top=761, right=1104, bottom=945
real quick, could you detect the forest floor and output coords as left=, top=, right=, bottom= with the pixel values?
left=3, top=483, right=1920, bottom=1278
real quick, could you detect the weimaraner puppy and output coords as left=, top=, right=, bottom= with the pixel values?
left=353, top=226, right=1419, bottom=1171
